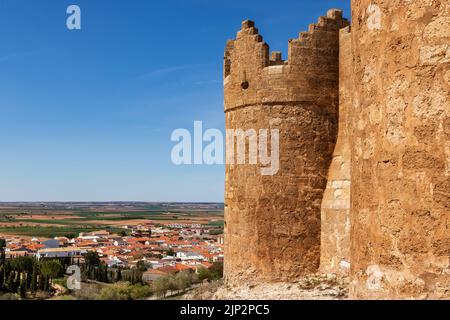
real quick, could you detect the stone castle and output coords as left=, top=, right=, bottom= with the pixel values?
left=223, top=1, right=449, bottom=299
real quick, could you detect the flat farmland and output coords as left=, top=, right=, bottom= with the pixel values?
left=0, top=202, right=224, bottom=238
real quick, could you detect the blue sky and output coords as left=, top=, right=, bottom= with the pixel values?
left=0, top=0, right=350, bottom=202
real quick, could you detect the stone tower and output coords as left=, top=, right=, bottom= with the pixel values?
left=320, top=26, right=352, bottom=276
left=223, top=10, right=349, bottom=283
left=349, top=1, right=450, bottom=298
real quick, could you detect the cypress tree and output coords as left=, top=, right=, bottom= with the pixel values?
left=42, top=276, right=49, bottom=292
left=30, top=263, right=38, bottom=294
left=0, top=238, right=6, bottom=266
left=117, top=269, right=122, bottom=282
left=18, top=273, right=26, bottom=299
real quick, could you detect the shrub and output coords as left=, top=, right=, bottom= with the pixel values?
left=97, top=282, right=152, bottom=300
left=0, top=293, right=19, bottom=300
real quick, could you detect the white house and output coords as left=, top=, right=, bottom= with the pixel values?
left=176, top=251, right=204, bottom=261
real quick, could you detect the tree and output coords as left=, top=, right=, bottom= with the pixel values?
left=5, top=270, right=18, bottom=292
left=0, top=238, right=6, bottom=266
left=136, top=261, right=148, bottom=272
left=84, top=251, right=101, bottom=269
left=84, top=251, right=101, bottom=280
left=167, top=275, right=178, bottom=293
left=40, top=260, right=64, bottom=281
left=98, top=281, right=130, bottom=300
left=97, top=282, right=152, bottom=300
left=153, top=276, right=170, bottom=298
left=18, top=273, right=27, bottom=299
left=209, top=262, right=224, bottom=280
left=116, top=269, right=122, bottom=282
left=129, top=283, right=152, bottom=300
left=0, top=267, right=4, bottom=291
left=175, top=271, right=191, bottom=293
left=42, top=276, right=50, bottom=292
left=197, top=267, right=210, bottom=282
left=209, top=228, right=224, bottom=235
left=10, top=256, right=34, bottom=274
left=125, top=268, right=143, bottom=285
left=98, top=264, right=108, bottom=282
left=119, top=231, right=128, bottom=237
left=30, top=263, right=38, bottom=294
left=197, top=263, right=223, bottom=282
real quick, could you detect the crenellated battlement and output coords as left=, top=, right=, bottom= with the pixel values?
left=224, top=9, right=349, bottom=111
left=224, top=9, right=349, bottom=284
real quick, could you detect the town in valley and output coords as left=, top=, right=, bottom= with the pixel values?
left=0, top=202, right=224, bottom=300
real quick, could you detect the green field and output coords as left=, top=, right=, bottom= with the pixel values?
left=208, top=220, right=225, bottom=227
left=13, top=215, right=178, bottom=225
left=0, top=202, right=224, bottom=238
left=0, top=226, right=127, bottom=238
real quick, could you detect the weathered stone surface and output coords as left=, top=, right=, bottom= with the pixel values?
left=320, top=26, right=352, bottom=276
left=224, top=10, right=349, bottom=284
left=182, top=275, right=349, bottom=300
left=222, top=1, right=449, bottom=300
left=349, top=0, right=450, bottom=299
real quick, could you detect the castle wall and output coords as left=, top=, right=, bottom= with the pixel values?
left=320, top=27, right=352, bottom=275
left=224, top=10, right=348, bottom=283
left=349, top=0, right=450, bottom=299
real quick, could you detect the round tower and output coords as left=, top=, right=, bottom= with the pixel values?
left=223, top=10, right=349, bottom=283
left=349, top=1, right=450, bottom=298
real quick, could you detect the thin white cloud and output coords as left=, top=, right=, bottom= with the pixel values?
left=137, top=64, right=202, bottom=80
left=0, top=51, right=44, bottom=63
left=191, top=79, right=221, bottom=85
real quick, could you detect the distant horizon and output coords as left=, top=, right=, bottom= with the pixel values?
left=0, top=201, right=224, bottom=204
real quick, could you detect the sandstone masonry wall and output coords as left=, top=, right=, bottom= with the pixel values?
left=349, top=0, right=450, bottom=299
left=224, top=10, right=349, bottom=283
left=320, top=26, right=352, bottom=276
left=222, top=1, right=450, bottom=300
